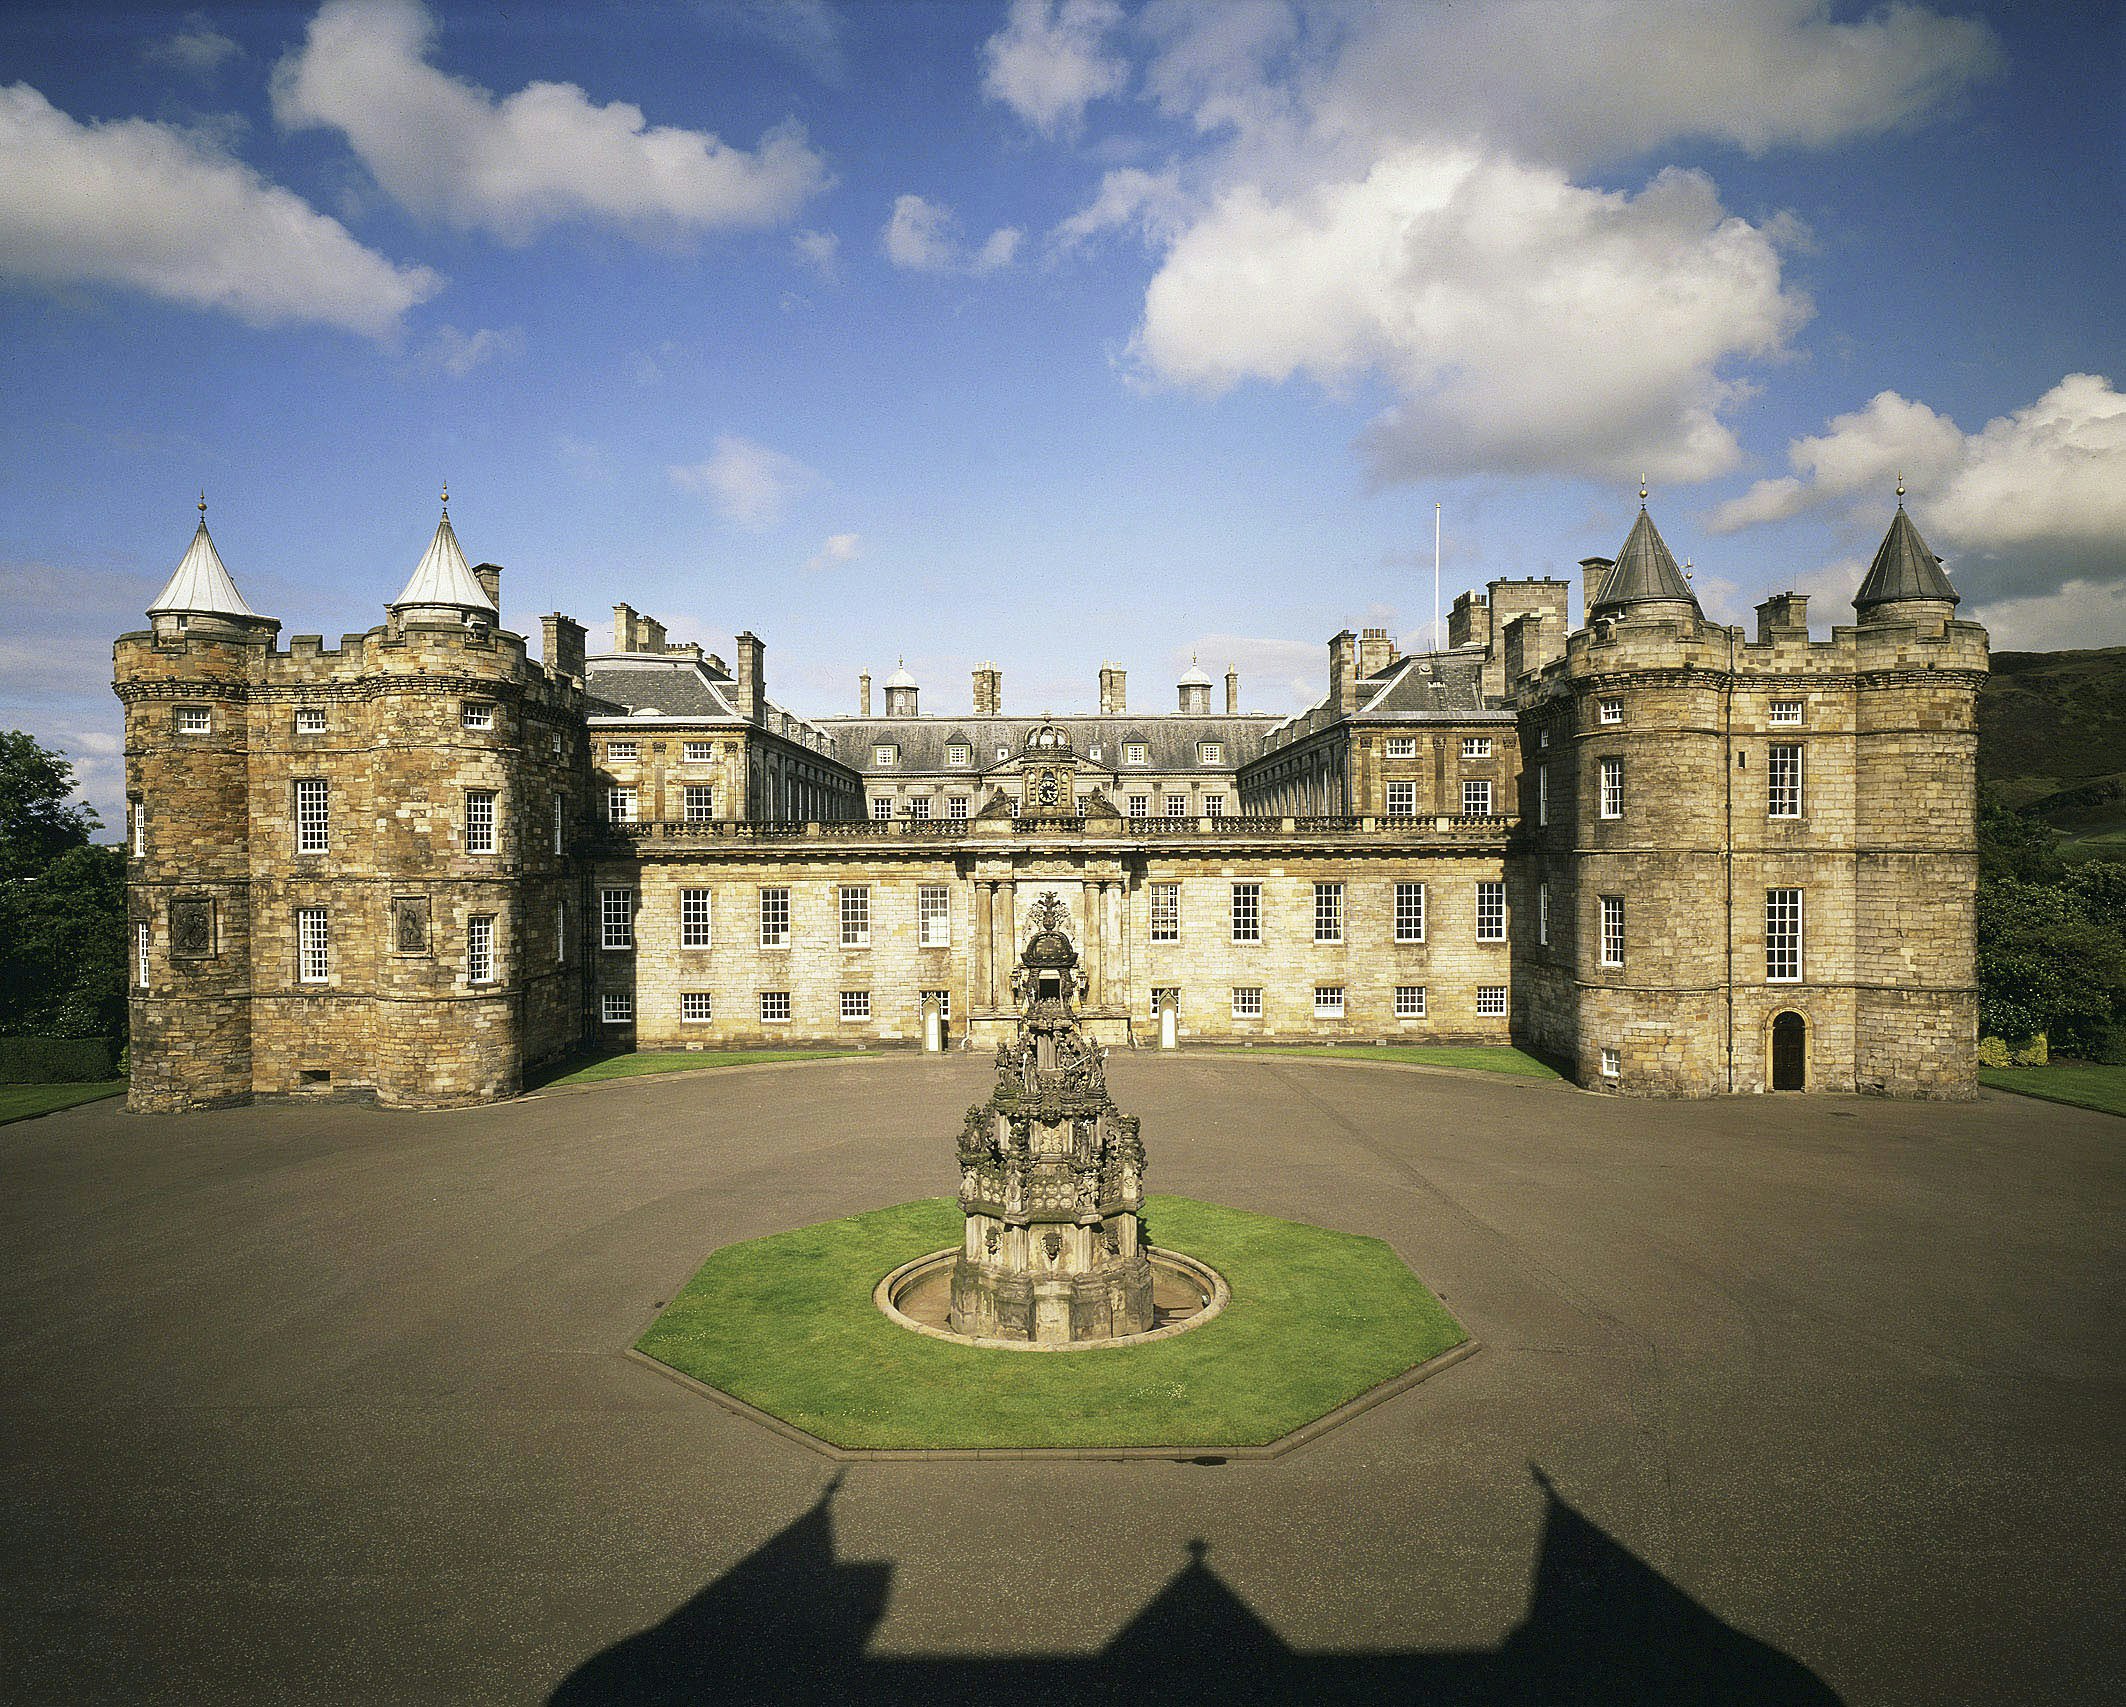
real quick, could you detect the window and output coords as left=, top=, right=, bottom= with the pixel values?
left=839, top=989, right=872, bottom=1022
left=1767, top=889, right=1803, bottom=982
left=947, top=744, right=971, bottom=767
left=761, top=990, right=791, bottom=1023
left=1377, top=984, right=1419, bottom=1020
left=919, top=990, right=952, bottom=1021
left=1538, top=882, right=1550, bottom=946
left=177, top=706, right=210, bottom=734
left=1769, top=699, right=1804, bottom=727
left=1149, top=986, right=1178, bottom=1018
left=760, top=887, right=791, bottom=947
left=684, top=741, right=713, bottom=763
left=681, top=889, right=712, bottom=948
left=295, top=779, right=328, bottom=853
left=918, top=886, right=951, bottom=948
left=466, top=789, right=496, bottom=854
left=908, top=796, right=930, bottom=821
left=297, top=908, right=329, bottom=983
left=1539, top=727, right=1551, bottom=749
left=1231, top=883, right=1261, bottom=943
left=1199, top=742, right=1224, bottom=764
left=1601, top=1047, right=1621, bottom=1078
left=1462, top=737, right=1493, bottom=758
left=872, top=796, right=894, bottom=820
left=1125, top=743, right=1148, bottom=764
left=1205, top=795, right=1224, bottom=817
left=1088, top=744, right=1102, bottom=760
left=136, top=922, right=149, bottom=989
left=1166, top=793, right=1189, bottom=817
left=1463, top=779, right=1493, bottom=815
left=682, top=992, right=713, bottom=1022
left=1386, top=736, right=1417, bottom=758
left=1232, top=987, right=1263, bottom=1018
left=552, top=796, right=564, bottom=854
left=1599, top=757, right=1624, bottom=820
left=1598, top=698, right=1623, bottom=725
left=607, top=786, right=636, bottom=823
left=467, top=915, right=494, bottom=984
left=602, top=993, right=633, bottom=1024
left=1476, top=985, right=1508, bottom=1017
left=1476, top=881, right=1505, bottom=941
left=1394, top=883, right=1425, bottom=943
left=295, top=708, right=326, bottom=734
left=840, top=885, right=870, bottom=947
left=607, top=740, right=637, bottom=761
left=131, top=801, right=145, bottom=856
left=1150, top=882, right=1180, bottom=943
left=1314, top=985, right=1346, bottom=1017
left=1387, top=781, right=1416, bottom=816
left=947, top=795, right=968, bottom=821
left=874, top=744, right=896, bottom=767
left=600, top=888, right=634, bottom=950
left=1128, top=794, right=1149, bottom=819
left=461, top=702, right=494, bottom=731
left=1600, top=896, right=1624, bottom=967
left=1314, top=882, right=1344, bottom=943
left=551, top=732, right=563, bottom=756
left=684, top=784, right=715, bottom=821
left=1769, top=744, right=1803, bottom=818
left=996, top=745, right=1011, bottom=761
left=1537, top=764, right=1549, bottom=826
left=555, top=898, right=566, bottom=964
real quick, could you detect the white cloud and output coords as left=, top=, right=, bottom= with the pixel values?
left=792, top=227, right=839, bottom=275
left=0, top=81, right=438, bottom=338
left=142, top=14, right=241, bottom=76
left=1709, top=390, right=1965, bottom=530
left=882, top=193, right=1021, bottom=275
left=1136, top=146, right=1806, bottom=483
left=422, top=323, right=522, bottom=377
left=670, top=433, right=819, bottom=527
left=1050, top=164, right=1189, bottom=252
left=804, top=531, right=860, bottom=571
left=982, top=0, right=1129, bottom=137
left=272, top=0, right=829, bottom=243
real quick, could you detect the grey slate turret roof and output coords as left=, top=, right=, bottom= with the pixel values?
left=1591, top=508, right=1700, bottom=616
left=391, top=500, right=495, bottom=613
left=148, top=502, right=259, bottom=618
left=1854, top=504, right=1959, bottom=609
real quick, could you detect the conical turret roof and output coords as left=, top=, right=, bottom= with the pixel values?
left=1854, top=503, right=1958, bottom=610
left=148, top=502, right=258, bottom=618
left=391, top=496, right=495, bottom=613
left=1591, top=506, right=1700, bottom=616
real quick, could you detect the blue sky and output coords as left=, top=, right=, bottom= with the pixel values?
left=2, top=0, right=2120, bottom=826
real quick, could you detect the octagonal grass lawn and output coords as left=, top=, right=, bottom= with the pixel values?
left=636, top=1195, right=1466, bottom=1451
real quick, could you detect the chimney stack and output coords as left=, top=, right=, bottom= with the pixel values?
left=859, top=670, right=872, bottom=717
left=1330, top=630, right=1359, bottom=716
left=1578, top=558, right=1615, bottom=627
left=613, top=603, right=637, bottom=651
left=540, top=613, right=586, bottom=681
left=1754, top=591, right=1810, bottom=644
left=1225, top=665, right=1239, bottom=715
left=1099, top=663, right=1126, bottom=715
left=472, top=562, right=503, bottom=612
left=972, top=662, right=1002, bottom=717
left=1357, top=625, right=1394, bottom=680
left=734, top=632, right=766, bottom=724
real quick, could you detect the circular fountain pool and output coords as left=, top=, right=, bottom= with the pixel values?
left=876, top=1246, right=1229, bottom=1351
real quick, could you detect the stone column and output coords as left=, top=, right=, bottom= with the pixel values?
left=975, top=880, right=994, bottom=1009
left=997, top=878, right=1016, bottom=1004
left=1083, top=880, right=1103, bottom=1006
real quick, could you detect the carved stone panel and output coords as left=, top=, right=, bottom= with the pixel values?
left=169, top=897, right=215, bottom=958
left=392, top=896, right=431, bottom=956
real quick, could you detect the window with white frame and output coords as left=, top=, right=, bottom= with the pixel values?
left=1600, top=895, right=1624, bottom=967
left=607, top=786, right=636, bottom=823
left=1537, top=764, right=1549, bottom=826
left=295, top=778, right=328, bottom=853
left=1231, top=883, right=1261, bottom=943
left=1205, top=796, right=1225, bottom=817
left=840, top=885, right=870, bottom=947
left=1314, top=882, right=1344, bottom=943
left=874, top=744, right=896, bottom=767
left=947, top=744, right=970, bottom=766
left=600, top=888, right=634, bottom=950
left=297, top=907, right=329, bottom=983
left=602, top=993, right=633, bottom=1024
left=1601, top=1047, right=1621, bottom=1078
left=295, top=707, right=326, bottom=734
left=552, top=796, right=564, bottom=855
left=681, top=889, right=712, bottom=948
left=871, top=796, right=893, bottom=820
left=1476, top=985, right=1507, bottom=1016
left=1231, top=986, right=1263, bottom=1018
left=607, top=740, right=637, bottom=761
left=1462, top=736, right=1493, bottom=758
left=840, top=989, right=871, bottom=1021
left=946, top=795, right=968, bottom=821
left=131, top=801, right=145, bottom=857
left=1766, top=889, right=1803, bottom=981
left=1387, top=780, right=1416, bottom=816
left=550, top=732, right=563, bottom=757
left=1088, top=745, right=1102, bottom=760
left=177, top=706, right=210, bottom=734
left=1538, top=881, right=1550, bottom=945
left=1476, top=881, right=1505, bottom=941
left=908, top=796, right=930, bottom=821
left=465, top=789, right=496, bottom=854
left=1769, top=744, right=1803, bottom=818
left=467, top=915, right=494, bottom=984
left=684, top=784, right=715, bottom=821
left=555, top=897, right=566, bottom=964
left=1128, top=794, right=1148, bottom=819
left=1395, top=985, right=1427, bottom=1017
left=996, top=745, right=1011, bottom=761
left=1386, top=736, right=1417, bottom=758
left=1149, top=986, right=1178, bottom=1018
left=684, top=741, right=713, bottom=763
left=1769, top=699, right=1804, bottom=726
left=1598, top=698, right=1623, bottom=725
left=760, top=887, right=791, bottom=946
left=919, top=886, right=950, bottom=948
left=1125, top=743, right=1148, bottom=764
left=1463, top=779, right=1493, bottom=815
left=1394, top=882, right=1425, bottom=943
left=461, top=702, right=494, bottom=731
left=1314, top=985, right=1345, bottom=1017
left=1539, top=727, right=1551, bottom=749
left=1199, top=742, right=1224, bottom=764
left=681, top=992, right=713, bottom=1022
left=761, top=990, right=791, bottom=1022
left=1150, top=882, right=1180, bottom=943
left=1166, top=793, right=1189, bottom=817
left=136, top=922, right=149, bottom=989
left=1599, top=757, right=1624, bottom=820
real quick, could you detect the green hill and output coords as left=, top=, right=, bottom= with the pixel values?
left=1980, top=649, right=2126, bottom=863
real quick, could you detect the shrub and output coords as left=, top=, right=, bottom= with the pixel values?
left=0, top=1035, right=115, bottom=1083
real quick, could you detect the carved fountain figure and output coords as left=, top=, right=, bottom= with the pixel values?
left=949, top=892, right=1154, bottom=1343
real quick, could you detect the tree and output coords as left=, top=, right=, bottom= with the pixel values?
left=0, top=732, right=126, bottom=1045
left=0, top=728, right=101, bottom=880
left=1977, top=878, right=2126, bottom=1058
left=1977, top=789, right=2063, bottom=886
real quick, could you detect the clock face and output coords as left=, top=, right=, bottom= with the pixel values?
left=1037, top=774, right=1060, bottom=806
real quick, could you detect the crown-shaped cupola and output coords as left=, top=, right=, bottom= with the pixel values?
left=389, top=488, right=497, bottom=628
left=1589, top=492, right=1703, bottom=623
left=146, top=496, right=277, bottom=641
left=1854, top=495, right=1959, bottom=624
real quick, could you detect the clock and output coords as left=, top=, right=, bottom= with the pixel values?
left=1036, top=773, right=1061, bottom=807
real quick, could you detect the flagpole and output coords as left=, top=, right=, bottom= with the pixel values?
left=1433, top=501, right=1442, bottom=652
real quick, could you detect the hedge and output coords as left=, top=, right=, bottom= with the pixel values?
left=0, top=1036, right=116, bottom=1084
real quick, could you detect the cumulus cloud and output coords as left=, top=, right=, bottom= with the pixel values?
left=272, top=0, right=829, bottom=243
left=982, top=0, right=1128, bottom=136
left=792, top=227, right=839, bottom=275
left=1049, top=164, right=1189, bottom=252
left=804, top=531, right=860, bottom=572
left=882, top=193, right=1021, bottom=274
left=422, top=323, right=522, bottom=377
left=141, top=14, right=241, bottom=76
left=670, top=433, right=819, bottom=527
left=1709, top=390, right=1965, bottom=530
left=0, top=82, right=438, bottom=337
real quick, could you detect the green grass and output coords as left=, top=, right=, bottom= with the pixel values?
left=1209, top=1043, right=1565, bottom=1080
left=0, top=1081, right=125, bottom=1125
left=637, top=1194, right=1466, bottom=1450
left=531, top=1048, right=863, bottom=1089
left=1980, top=1061, right=2126, bottom=1118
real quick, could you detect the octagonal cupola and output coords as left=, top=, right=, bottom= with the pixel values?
left=146, top=496, right=278, bottom=642
left=1177, top=656, right=1214, bottom=713
left=1854, top=492, right=1960, bottom=626
left=389, top=488, right=497, bottom=631
left=884, top=658, right=918, bottom=717
left=1589, top=489, right=1702, bottom=625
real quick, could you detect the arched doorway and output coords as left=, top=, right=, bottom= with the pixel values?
left=1770, top=1012, right=1806, bottom=1091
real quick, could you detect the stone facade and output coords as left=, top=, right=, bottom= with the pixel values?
left=117, top=497, right=1984, bottom=1109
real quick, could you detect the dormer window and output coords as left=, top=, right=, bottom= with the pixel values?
left=1088, top=744, right=1102, bottom=760
left=874, top=744, right=896, bottom=768
left=996, top=745, right=1010, bottom=761
left=1198, top=742, right=1224, bottom=765
left=461, top=702, right=494, bottom=731
left=947, top=744, right=970, bottom=766
left=1125, top=743, right=1148, bottom=765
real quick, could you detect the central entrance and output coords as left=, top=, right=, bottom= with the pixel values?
left=1771, top=1012, right=1806, bottom=1091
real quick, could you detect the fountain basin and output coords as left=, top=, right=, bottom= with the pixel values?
left=877, top=1245, right=1229, bottom=1351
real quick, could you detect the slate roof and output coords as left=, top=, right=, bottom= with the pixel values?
left=1590, top=508, right=1700, bottom=616
left=1259, top=651, right=1505, bottom=752
left=1854, top=505, right=1958, bottom=609
left=816, top=713, right=1276, bottom=777
left=149, top=506, right=258, bottom=618
left=584, top=652, right=838, bottom=751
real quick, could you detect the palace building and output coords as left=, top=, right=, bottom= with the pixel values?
left=115, top=491, right=1986, bottom=1110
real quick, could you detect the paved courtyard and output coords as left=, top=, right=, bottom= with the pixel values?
left=1, top=1055, right=2118, bottom=1703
